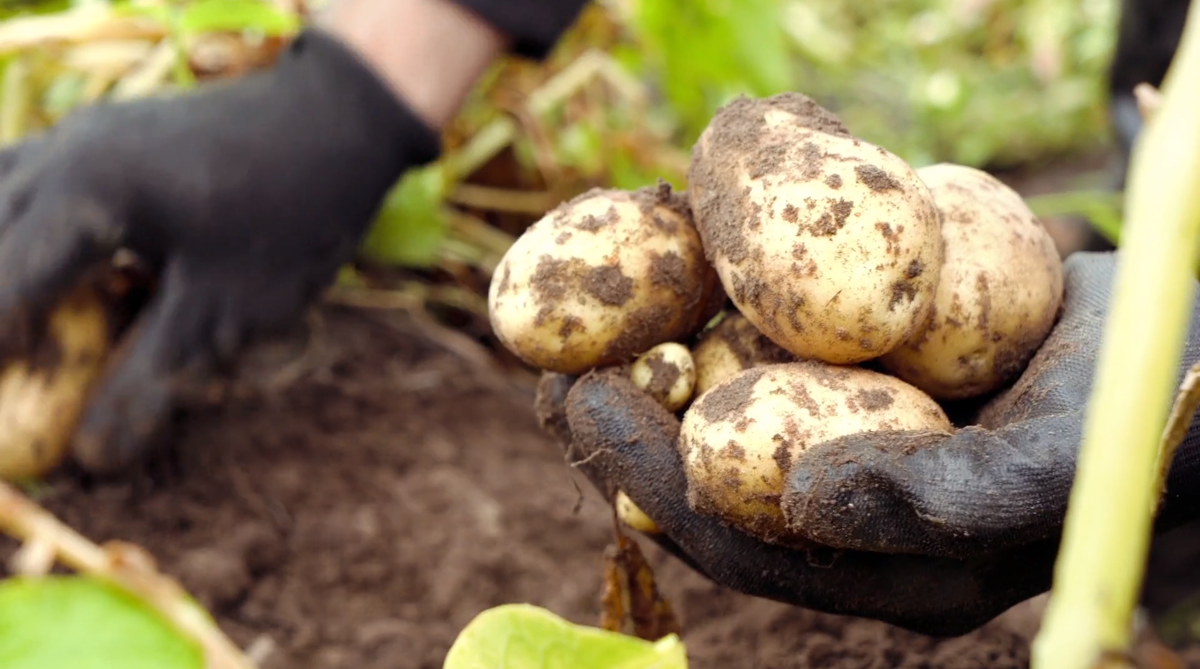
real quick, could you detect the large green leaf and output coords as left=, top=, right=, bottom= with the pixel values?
left=443, top=604, right=688, bottom=669
left=0, top=575, right=203, bottom=669
left=359, top=163, right=450, bottom=268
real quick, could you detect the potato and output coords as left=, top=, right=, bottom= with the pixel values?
left=615, top=490, right=661, bottom=534
left=488, top=183, right=723, bottom=375
left=691, top=312, right=794, bottom=396
left=878, top=163, right=1064, bottom=400
left=0, top=282, right=113, bottom=481
left=687, top=92, right=944, bottom=365
left=679, top=361, right=952, bottom=545
left=630, top=342, right=696, bottom=412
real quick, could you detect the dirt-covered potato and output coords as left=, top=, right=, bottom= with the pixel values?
left=691, top=312, right=795, bottom=396
left=615, top=490, right=661, bottom=534
left=687, top=92, right=944, bottom=365
left=878, top=163, right=1065, bottom=400
left=488, top=183, right=723, bottom=375
left=0, top=282, right=113, bottom=481
left=630, top=342, right=696, bottom=412
left=679, top=361, right=952, bottom=545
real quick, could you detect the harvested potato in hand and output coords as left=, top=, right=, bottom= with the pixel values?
left=488, top=183, right=723, bottom=375
left=498, top=90, right=1071, bottom=566
left=879, top=163, right=1064, bottom=400
left=687, top=92, right=943, bottom=365
left=630, top=342, right=696, bottom=413
left=691, top=311, right=795, bottom=395
left=545, top=253, right=1166, bottom=637
left=679, top=361, right=952, bottom=546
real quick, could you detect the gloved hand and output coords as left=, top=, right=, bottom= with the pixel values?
left=537, top=251, right=1200, bottom=637
left=0, top=29, right=441, bottom=474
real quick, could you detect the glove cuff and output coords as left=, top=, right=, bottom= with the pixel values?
left=449, top=0, right=591, bottom=60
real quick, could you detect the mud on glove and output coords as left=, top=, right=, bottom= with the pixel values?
left=0, top=28, right=442, bottom=474
left=537, top=251, right=1200, bottom=636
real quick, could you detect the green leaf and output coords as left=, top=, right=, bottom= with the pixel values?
left=360, top=163, right=450, bottom=268
left=178, top=0, right=300, bottom=36
left=0, top=576, right=203, bottom=669
left=443, top=603, right=689, bottom=669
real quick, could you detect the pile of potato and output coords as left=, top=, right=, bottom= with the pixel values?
left=488, top=92, right=1064, bottom=548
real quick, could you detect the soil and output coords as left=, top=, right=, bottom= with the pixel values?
left=1, top=160, right=1199, bottom=667
left=0, top=303, right=1048, bottom=669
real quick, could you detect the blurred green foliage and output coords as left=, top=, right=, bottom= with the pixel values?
left=0, top=0, right=1125, bottom=270
left=613, top=0, right=1119, bottom=169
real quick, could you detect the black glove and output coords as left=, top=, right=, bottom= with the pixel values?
left=538, top=251, right=1200, bottom=637
left=0, top=29, right=441, bottom=474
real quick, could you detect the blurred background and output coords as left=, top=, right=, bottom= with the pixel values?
left=0, top=0, right=1135, bottom=354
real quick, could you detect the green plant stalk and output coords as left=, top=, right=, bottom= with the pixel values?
left=1030, top=5, right=1200, bottom=669
left=0, top=54, right=29, bottom=145
left=167, top=0, right=195, bottom=89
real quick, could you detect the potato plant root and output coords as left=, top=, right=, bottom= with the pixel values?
left=0, top=304, right=1198, bottom=669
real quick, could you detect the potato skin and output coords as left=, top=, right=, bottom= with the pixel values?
left=0, top=282, right=112, bottom=481
left=878, top=163, right=1065, bottom=400
left=615, top=490, right=661, bottom=534
left=630, top=342, right=696, bottom=413
left=687, top=92, right=944, bottom=365
left=488, top=183, right=723, bottom=375
left=679, top=361, right=952, bottom=546
left=691, top=312, right=794, bottom=396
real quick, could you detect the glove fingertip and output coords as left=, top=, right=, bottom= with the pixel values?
left=0, top=195, right=122, bottom=360
left=69, top=279, right=217, bottom=475
left=534, top=371, right=578, bottom=448
left=563, top=369, right=681, bottom=460
left=70, top=326, right=173, bottom=475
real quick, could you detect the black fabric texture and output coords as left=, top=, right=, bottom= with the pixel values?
left=784, top=251, right=1200, bottom=557
left=537, top=251, right=1200, bottom=636
left=449, top=0, right=592, bottom=59
left=0, top=27, right=443, bottom=474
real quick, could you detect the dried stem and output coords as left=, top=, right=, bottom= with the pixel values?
left=1155, top=360, right=1200, bottom=502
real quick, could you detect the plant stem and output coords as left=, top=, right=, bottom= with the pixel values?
left=1030, top=5, right=1200, bottom=668
left=0, top=53, right=30, bottom=144
left=1156, top=361, right=1200, bottom=502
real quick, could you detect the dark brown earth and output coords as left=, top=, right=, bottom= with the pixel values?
left=2, top=221, right=1200, bottom=667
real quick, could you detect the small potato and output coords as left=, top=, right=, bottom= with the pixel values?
left=679, top=361, right=952, bottom=545
left=488, top=183, right=723, bottom=374
left=691, top=312, right=794, bottom=396
left=630, top=342, right=696, bottom=412
left=878, top=163, right=1065, bottom=400
left=0, top=282, right=113, bottom=481
left=615, top=490, right=661, bottom=534
left=688, top=92, right=943, bottom=365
